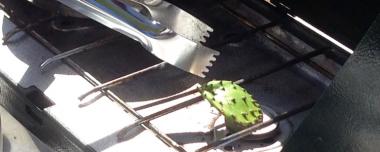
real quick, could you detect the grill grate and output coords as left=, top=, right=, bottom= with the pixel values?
left=0, top=0, right=351, bottom=151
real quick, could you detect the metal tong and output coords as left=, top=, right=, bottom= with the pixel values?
left=57, top=0, right=219, bottom=77
left=128, top=0, right=213, bottom=43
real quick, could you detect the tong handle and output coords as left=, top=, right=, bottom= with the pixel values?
left=87, top=0, right=169, bottom=37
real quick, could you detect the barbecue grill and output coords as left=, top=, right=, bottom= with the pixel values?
left=0, top=0, right=377, bottom=151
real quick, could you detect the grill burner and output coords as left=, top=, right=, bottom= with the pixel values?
left=0, top=0, right=351, bottom=151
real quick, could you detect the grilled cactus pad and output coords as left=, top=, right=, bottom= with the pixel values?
left=199, top=80, right=263, bottom=132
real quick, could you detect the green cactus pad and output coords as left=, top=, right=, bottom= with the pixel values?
left=199, top=80, right=263, bottom=132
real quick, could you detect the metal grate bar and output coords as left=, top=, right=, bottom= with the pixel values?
left=196, top=102, right=315, bottom=151
left=121, top=96, right=204, bottom=133
left=40, top=35, right=119, bottom=71
left=79, top=62, right=166, bottom=101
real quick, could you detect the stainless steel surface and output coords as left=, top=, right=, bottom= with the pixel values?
left=131, top=0, right=213, bottom=43
left=56, top=0, right=219, bottom=77
left=85, top=0, right=170, bottom=38
left=28, top=0, right=213, bottom=43
left=84, top=0, right=212, bottom=43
